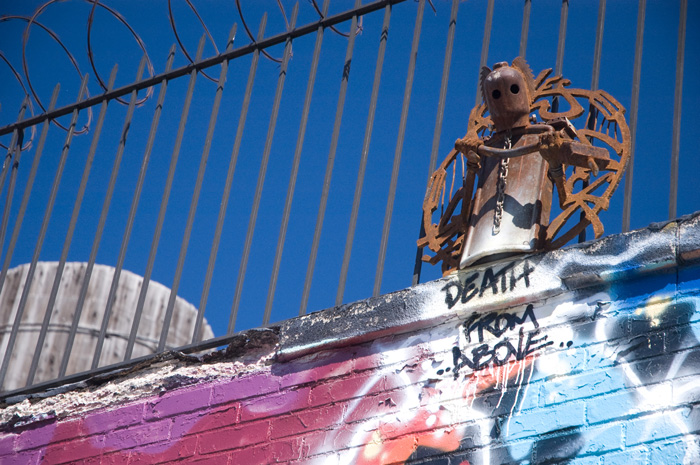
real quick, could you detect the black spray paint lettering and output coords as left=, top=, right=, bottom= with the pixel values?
left=451, top=327, right=553, bottom=376
left=441, top=261, right=534, bottom=309
left=462, top=304, right=539, bottom=343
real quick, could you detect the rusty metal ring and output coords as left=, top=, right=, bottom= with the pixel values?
left=235, top=0, right=286, bottom=64
left=15, top=8, right=93, bottom=134
left=86, top=0, right=154, bottom=106
left=0, top=51, right=36, bottom=151
left=168, top=0, right=220, bottom=83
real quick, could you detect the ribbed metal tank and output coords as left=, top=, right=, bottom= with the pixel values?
left=0, top=262, right=214, bottom=391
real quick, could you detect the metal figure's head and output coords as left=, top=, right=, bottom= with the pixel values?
left=481, top=57, right=535, bottom=132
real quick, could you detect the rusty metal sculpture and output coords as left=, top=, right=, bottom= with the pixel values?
left=419, top=57, right=630, bottom=274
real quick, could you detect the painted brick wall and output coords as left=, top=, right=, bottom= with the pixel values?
left=2, top=215, right=700, bottom=464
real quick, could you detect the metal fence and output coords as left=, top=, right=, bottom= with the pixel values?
left=0, top=0, right=695, bottom=396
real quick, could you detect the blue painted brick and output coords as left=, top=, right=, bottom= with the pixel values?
left=568, top=456, right=601, bottom=465
left=541, top=369, right=624, bottom=406
left=586, top=391, right=635, bottom=424
left=610, top=273, right=677, bottom=308
left=586, top=383, right=672, bottom=424
left=649, top=439, right=690, bottom=464
left=679, top=267, right=700, bottom=297
left=625, top=409, right=691, bottom=446
left=502, top=401, right=584, bottom=441
left=579, top=424, right=623, bottom=455
left=602, top=447, right=649, bottom=465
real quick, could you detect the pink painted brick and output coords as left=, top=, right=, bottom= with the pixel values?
left=98, top=451, right=129, bottom=464
left=239, top=387, right=311, bottom=422
left=297, top=403, right=346, bottom=430
left=128, top=435, right=197, bottom=464
left=145, top=385, right=212, bottom=420
left=267, top=437, right=304, bottom=462
left=270, top=414, right=306, bottom=439
left=226, top=443, right=268, bottom=464
left=172, top=404, right=239, bottom=439
left=268, top=402, right=353, bottom=440
left=84, top=403, right=143, bottom=435
left=0, top=433, right=16, bottom=456
left=352, top=347, right=385, bottom=373
left=190, top=452, right=230, bottom=464
left=344, top=394, right=400, bottom=424
left=15, top=422, right=60, bottom=451
left=382, top=371, right=423, bottom=392
left=196, top=419, right=269, bottom=454
left=278, top=352, right=354, bottom=389
left=42, top=435, right=106, bottom=464
left=228, top=437, right=303, bottom=464
left=308, top=372, right=382, bottom=407
left=211, top=373, right=281, bottom=405
left=301, top=429, right=357, bottom=457
left=80, top=449, right=128, bottom=464
left=108, top=420, right=171, bottom=450
left=1, top=449, right=41, bottom=465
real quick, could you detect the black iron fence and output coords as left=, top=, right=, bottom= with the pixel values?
left=0, top=0, right=695, bottom=396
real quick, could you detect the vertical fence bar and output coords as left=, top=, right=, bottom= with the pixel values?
left=550, top=0, right=568, bottom=117
left=669, top=0, right=686, bottom=220
left=590, top=0, right=606, bottom=93
left=412, top=0, right=458, bottom=287
left=60, top=62, right=141, bottom=375
left=0, top=76, right=88, bottom=389
left=190, top=27, right=238, bottom=344
left=102, top=50, right=173, bottom=362
left=0, top=99, right=29, bottom=255
left=555, top=0, right=568, bottom=78
left=519, top=0, right=531, bottom=58
left=264, top=0, right=330, bottom=324
left=27, top=68, right=117, bottom=386
left=232, top=6, right=297, bottom=329
left=337, top=4, right=392, bottom=304
left=100, top=46, right=170, bottom=362
left=299, top=0, right=362, bottom=316
left=0, top=101, right=26, bottom=194
left=128, top=38, right=206, bottom=353
left=90, top=55, right=146, bottom=370
left=578, top=0, right=606, bottom=244
left=159, top=28, right=238, bottom=351
left=223, top=19, right=267, bottom=334
left=0, top=91, right=56, bottom=302
left=374, top=0, right=424, bottom=297
left=0, top=131, right=24, bottom=262
left=475, top=0, right=495, bottom=106
left=621, top=0, right=646, bottom=232
left=119, top=45, right=175, bottom=360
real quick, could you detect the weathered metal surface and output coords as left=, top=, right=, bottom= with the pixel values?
left=420, top=57, right=631, bottom=274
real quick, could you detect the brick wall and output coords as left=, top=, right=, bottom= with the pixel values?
left=2, top=214, right=700, bottom=464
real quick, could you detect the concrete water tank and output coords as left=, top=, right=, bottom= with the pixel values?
left=0, top=262, right=214, bottom=391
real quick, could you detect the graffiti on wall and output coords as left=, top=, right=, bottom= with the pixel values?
left=4, top=267, right=700, bottom=464
left=441, top=260, right=535, bottom=309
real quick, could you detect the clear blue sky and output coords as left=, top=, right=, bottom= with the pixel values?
left=0, top=0, right=698, bottom=337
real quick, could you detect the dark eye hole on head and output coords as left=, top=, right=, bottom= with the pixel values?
left=492, top=89, right=501, bottom=99
left=510, top=84, right=520, bottom=94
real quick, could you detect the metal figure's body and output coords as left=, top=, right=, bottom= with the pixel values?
left=461, top=128, right=552, bottom=267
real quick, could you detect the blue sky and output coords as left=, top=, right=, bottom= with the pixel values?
left=0, top=0, right=698, bottom=338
